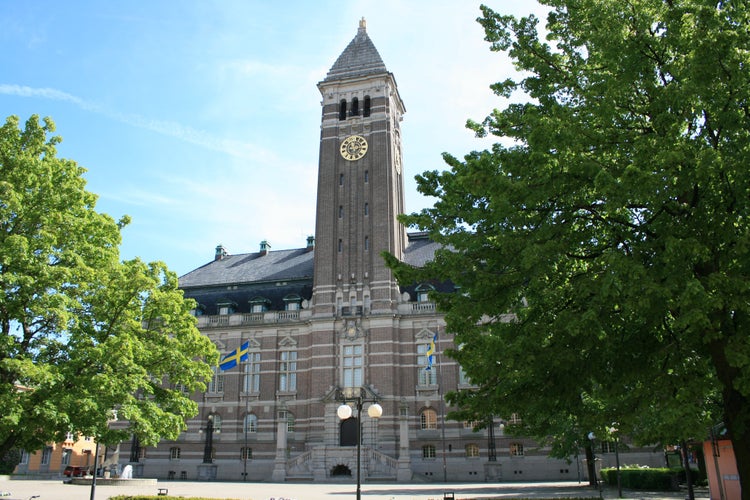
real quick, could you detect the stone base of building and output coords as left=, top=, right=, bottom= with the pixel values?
left=68, top=478, right=157, bottom=486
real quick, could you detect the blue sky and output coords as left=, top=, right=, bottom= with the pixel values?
left=1, top=1, right=546, bottom=276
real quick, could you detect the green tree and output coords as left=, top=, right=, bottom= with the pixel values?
left=0, top=115, right=218, bottom=462
left=386, top=0, right=749, bottom=493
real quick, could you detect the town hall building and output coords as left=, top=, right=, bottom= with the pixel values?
left=116, top=19, right=663, bottom=483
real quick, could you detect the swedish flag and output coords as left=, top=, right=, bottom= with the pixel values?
left=219, top=341, right=250, bottom=371
left=425, top=332, right=438, bottom=371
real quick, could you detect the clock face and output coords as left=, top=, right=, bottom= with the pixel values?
left=340, top=135, right=368, bottom=161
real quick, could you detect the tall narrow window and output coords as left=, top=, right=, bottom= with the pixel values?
left=418, top=343, right=438, bottom=385
left=338, top=239, right=343, bottom=253
left=244, top=414, right=258, bottom=433
left=280, top=410, right=296, bottom=432
left=363, top=95, right=371, bottom=117
left=339, top=173, right=344, bottom=186
left=350, top=97, right=359, bottom=116
left=339, top=205, right=343, bottom=218
left=208, top=366, right=224, bottom=393
left=279, top=351, right=297, bottom=391
left=243, top=352, right=261, bottom=392
left=364, top=203, right=368, bottom=215
left=364, top=170, right=369, bottom=183
left=458, top=366, right=471, bottom=385
left=342, top=344, right=363, bottom=388
left=339, top=99, right=347, bottom=120
left=40, top=446, right=52, bottom=465
left=364, top=236, right=369, bottom=251
left=62, top=448, right=72, bottom=465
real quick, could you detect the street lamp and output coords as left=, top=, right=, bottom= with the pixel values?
left=588, top=432, right=603, bottom=500
left=201, top=414, right=220, bottom=464
left=336, top=387, right=382, bottom=500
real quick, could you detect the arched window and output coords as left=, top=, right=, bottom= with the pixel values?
left=420, top=408, right=438, bottom=430
left=350, top=97, right=359, bottom=116
left=210, top=414, right=222, bottom=432
left=415, top=283, right=435, bottom=303
left=339, top=99, right=347, bottom=120
left=283, top=294, right=302, bottom=311
left=363, top=95, right=371, bottom=117
left=244, top=414, right=258, bottom=433
left=249, top=296, right=270, bottom=313
left=280, top=410, right=295, bottom=432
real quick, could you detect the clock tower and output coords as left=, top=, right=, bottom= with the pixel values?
left=312, top=18, right=406, bottom=316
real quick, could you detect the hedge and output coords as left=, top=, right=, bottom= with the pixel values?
left=601, top=466, right=678, bottom=490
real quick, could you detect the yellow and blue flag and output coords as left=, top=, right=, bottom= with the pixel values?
left=425, top=332, right=438, bottom=371
left=219, top=341, right=250, bottom=371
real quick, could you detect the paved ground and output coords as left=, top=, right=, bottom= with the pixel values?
left=0, top=479, right=709, bottom=500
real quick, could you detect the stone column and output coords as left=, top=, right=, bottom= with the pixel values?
left=271, top=420, right=288, bottom=481
left=397, top=415, right=412, bottom=481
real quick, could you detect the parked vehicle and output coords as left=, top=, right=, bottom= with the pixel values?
left=63, top=466, right=87, bottom=477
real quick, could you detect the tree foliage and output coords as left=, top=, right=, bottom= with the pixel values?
left=0, top=115, right=218, bottom=460
left=386, top=0, right=750, bottom=492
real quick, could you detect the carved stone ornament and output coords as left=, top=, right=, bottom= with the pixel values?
left=341, top=319, right=366, bottom=340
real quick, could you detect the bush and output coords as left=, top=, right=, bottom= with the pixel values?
left=601, top=466, right=677, bottom=490
left=0, top=449, right=21, bottom=475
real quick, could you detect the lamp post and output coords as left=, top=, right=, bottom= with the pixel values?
left=202, top=414, right=218, bottom=464
left=336, top=387, right=383, bottom=500
left=588, top=432, right=602, bottom=500
left=487, top=415, right=497, bottom=462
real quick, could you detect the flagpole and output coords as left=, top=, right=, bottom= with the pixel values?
left=437, top=326, right=447, bottom=483
left=243, top=350, right=249, bottom=482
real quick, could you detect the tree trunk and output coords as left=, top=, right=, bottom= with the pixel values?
left=681, top=440, right=695, bottom=500
left=585, top=443, right=598, bottom=487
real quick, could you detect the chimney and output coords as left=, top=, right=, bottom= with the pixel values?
left=306, top=235, right=315, bottom=252
left=259, top=240, right=271, bottom=256
left=215, top=244, right=228, bottom=261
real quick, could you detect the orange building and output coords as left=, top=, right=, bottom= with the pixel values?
left=14, top=433, right=114, bottom=478
left=703, top=435, right=741, bottom=500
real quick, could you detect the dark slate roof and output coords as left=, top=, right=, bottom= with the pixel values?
left=323, top=19, right=387, bottom=82
left=401, top=232, right=455, bottom=296
left=179, top=248, right=314, bottom=289
left=178, top=233, right=447, bottom=312
left=403, top=232, right=442, bottom=267
left=184, top=281, right=313, bottom=316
